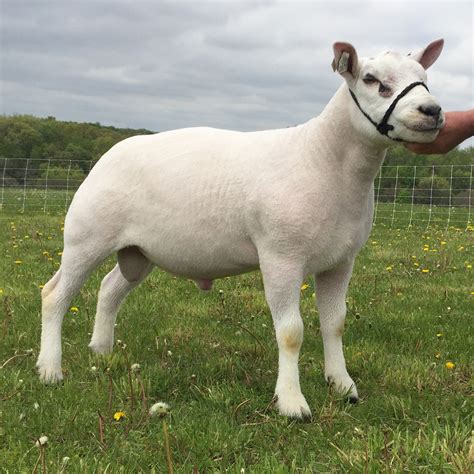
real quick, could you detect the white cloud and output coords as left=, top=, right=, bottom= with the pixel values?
left=1, top=0, right=472, bottom=133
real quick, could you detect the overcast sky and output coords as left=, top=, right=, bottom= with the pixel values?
left=1, top=0, right=473, bottom=146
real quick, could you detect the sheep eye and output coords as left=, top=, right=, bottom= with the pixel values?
left=363, top=74, right=377, bottom=84
left=378, top=83, right=392, bottom=96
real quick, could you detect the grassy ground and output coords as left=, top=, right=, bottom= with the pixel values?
left=1, top=208, right=473, bottom=472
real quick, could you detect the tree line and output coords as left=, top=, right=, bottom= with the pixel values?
left=1, top=114, right=473, bottom=205
left=0, top=115, right=153, bottom=187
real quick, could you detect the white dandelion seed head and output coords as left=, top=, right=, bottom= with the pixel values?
left=149, top=402, right=170, bottom=416
left=33, top=402, right=39, bottom=410
left=35, top=436, right=48, bottom=447
left=62, top=456, right=70, bottom=464
left=131, top=363, right=141, bottom=372
left=90, top=366, right=98, bottom=372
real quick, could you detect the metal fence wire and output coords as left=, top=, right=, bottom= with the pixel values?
left=1, top=158, right=473, bottom=230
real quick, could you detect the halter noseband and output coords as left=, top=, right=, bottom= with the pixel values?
left=349, top=81, right=429, bottom=142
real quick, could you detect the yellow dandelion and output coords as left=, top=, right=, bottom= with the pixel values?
left=414, top=262, right=419, bottom=267
left=300, top=283, right=310, bottom=290
left=39, top=284, right=44, bottom=289
left=470, top=291, right=474, bottom=296
left=70, top=306, right=79, bottom=313
left=445, top=361, right=455, bottom=370
left=386, top=266, right=393, bottom=272
left=434, top=352, right=441, bottom=359
left=14, top=260, right=22, bottom=264
left=436, top=333, right=443, bottom=338
left=57, top=251, right=63, bottom=256
left=440, top=241, right=447, bottom=245
left=113, top=411, right=126, bottom=421
left=42, top=251, right=49, bottom=256
left=0, top=288, right=3, bottom=295
left=421, top=269, right=429, bottom=273
left=467, top=264, right=472, bottom=269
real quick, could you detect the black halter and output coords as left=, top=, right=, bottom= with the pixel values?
left=349, top=81, right=429, bottom=142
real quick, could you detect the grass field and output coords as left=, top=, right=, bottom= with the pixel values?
left=1, top=207, right=473, bottom=472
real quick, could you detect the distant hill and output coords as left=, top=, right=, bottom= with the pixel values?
left=0, top=114, right=155, bottom=166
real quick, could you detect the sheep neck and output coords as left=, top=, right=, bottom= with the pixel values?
left=306, top=84, right=389, bottom=186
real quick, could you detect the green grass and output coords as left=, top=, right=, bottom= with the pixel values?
left=1, top=209, right=473, bottom=472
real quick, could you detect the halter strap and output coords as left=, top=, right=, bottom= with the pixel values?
left=349, top=81, right=429, bottom=142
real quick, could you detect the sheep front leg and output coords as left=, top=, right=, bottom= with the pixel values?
left=315, top=261, right=358, bottom=402
left=261, top=258, right=311, bottom=419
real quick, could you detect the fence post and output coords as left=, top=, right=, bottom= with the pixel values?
left=64, top=160, right=72, bottom=213
left=43, top=158, right=51, bottom=214
left=373, top=168, right=383, bottom=225
left=1, top=158, right=7, bottom=211
left=425, top=165, right=435, bottom=231
left=21, top=158, right=30, bottom=213
left=390, top=165, right=399, bottom=228
left=445, top=165, right=454, bottom=233
left=408, top=165, right=417, bottom=228
left=466, top=164, right=473, bottom=230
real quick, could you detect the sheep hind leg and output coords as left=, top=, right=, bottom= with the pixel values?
left=89, top=246, right=154, bottom=355
left=37, top=253, right=103, bottom=383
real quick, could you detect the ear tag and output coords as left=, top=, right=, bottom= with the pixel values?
left=337, top=51, right=350, bottom=74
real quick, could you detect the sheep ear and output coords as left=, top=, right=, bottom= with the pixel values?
left=332, top=42, right=359, bottom=79
left=409, top=39, right=444, bottom=69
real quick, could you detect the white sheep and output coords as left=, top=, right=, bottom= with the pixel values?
left=37, top=39, right=445, bottom=419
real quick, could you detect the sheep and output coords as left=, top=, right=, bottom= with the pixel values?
left=37, top=39, right=445, bottom=419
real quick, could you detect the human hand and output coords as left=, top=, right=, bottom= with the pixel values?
left=405, top=109, right=474, bottom=154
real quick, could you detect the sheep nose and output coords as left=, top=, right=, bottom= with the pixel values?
left=418, top=104, right=441, bottom=117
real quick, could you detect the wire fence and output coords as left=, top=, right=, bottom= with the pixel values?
left=1, top=158, right=473, bottom=230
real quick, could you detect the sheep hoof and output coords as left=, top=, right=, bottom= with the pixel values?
left=88, top=340, right=113, bottom=355
left=275, top=391, right=312, bottom=420
left=326, top=373, right=359, bottom=401
left=346, top=395, right=359, bottom=405
left=37, top=362, right=63, bottom=384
